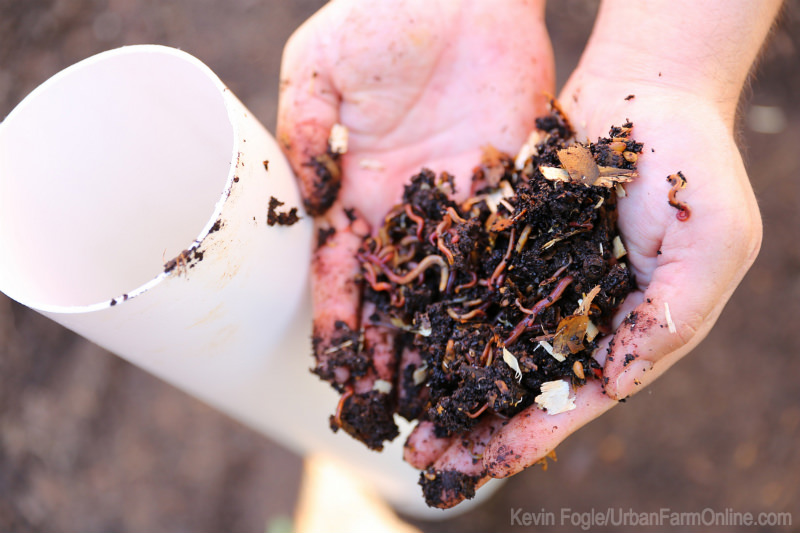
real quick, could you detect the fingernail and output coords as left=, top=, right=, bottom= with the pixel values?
left=613, top=359, right=654, bottom=399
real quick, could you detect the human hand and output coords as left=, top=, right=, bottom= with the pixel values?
left=404, top=0, right=776, bottom=508
left=473, top=71, right=763, bottom=482
left=277, top=0, right=554, bottom=448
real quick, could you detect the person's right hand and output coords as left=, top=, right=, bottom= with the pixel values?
left=277, top=0, right=554, bottom=448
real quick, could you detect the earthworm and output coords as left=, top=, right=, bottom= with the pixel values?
left=504, top=275, right=574, bottom=346
left=446, top=307, right=486, bottom=322
left=446, top=206, right=469, bottom=224
left=391, top=289, right=405, bottom=308
left=667, top=172, right=691, bottom=221
left=539, top=260, right=571, bottom=286
left=394, top=246, right=417, bottom=267
left=377, top=254, right=449, bottom=292
left=405, top=204, right=426, bottom=240
left=444, top=268, right=457, bottom=293
left=437, top=236, right=455, bottom=265
left=455, top=272, right=478, bottom=293
left=465, top=402, right=489, bottom=419
left=489, top=228, right=516, bottom=287
left=332, top=384, right=354, bottom=429
left=399, top=235, right=419, bottom=246
left=480, top=337, right=495, bottom=366
left=360, top=251, right=390, bottom=266
left=377, top=245, right=396, bottom=262
left=361, top=262, right=393, bottom=292
left=515, top=224, right=533, bottom=253
left=428, top=214, right=452, bottom=247
left=383, top=203, right=406, bottom=223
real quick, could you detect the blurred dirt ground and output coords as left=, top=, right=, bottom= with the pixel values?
left=1, top=1, right=799, bottom=532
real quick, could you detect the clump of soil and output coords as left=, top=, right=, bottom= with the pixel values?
left=321, top=108, right=642, bottom=505
left=358, top=110, right=639, bottom=437
left=267, top=196, right=300, bottom=226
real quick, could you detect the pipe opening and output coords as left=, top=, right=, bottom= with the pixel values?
left=0, top=46, right=235, bottom=310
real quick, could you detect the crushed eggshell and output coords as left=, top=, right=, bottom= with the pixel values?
left=329, top=123, right=348, bottom=155
left=535, top=380, right=576, bottom=415
left=483, top=180, right=516, bottom=214
left=502, top=347, right=523, bottom=382
left=412, top=364, right=428, bottom=386
left=586, top=320, right=600, bottom=342
left=372, top=379, right=393, bottom=394
left=539, top=166, right=570, bottom=183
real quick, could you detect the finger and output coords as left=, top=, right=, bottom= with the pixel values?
left=310, top=204, right=369, bottom=385
left=396, top=346, right=430, bottom=422
left=418, top=416, right=505, bottom=509
left=332, top=303, right=401, bottom=451
left=398, top=344, right=451, bottom=470
left=403, top=421, right=452, bottom=471
left=483, top=380, right=616, bottom=479
left=277, top=13, right=342, bottom=216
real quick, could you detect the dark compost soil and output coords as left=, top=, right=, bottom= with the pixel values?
left=321, top=108, right=642, bottom=493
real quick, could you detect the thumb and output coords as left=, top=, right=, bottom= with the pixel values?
left=277, top=11, right=341, bottom=217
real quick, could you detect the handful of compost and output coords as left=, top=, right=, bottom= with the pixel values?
left=319, top=108, right=642, bottom=506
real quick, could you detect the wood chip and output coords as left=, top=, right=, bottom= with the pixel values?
left=535, top=380, right=576, bottom=415
left=412, top=364, right=428, bottom=386
left=576, top=285, right=602, bottom=315
left=481, top=144, right=509, bottom=187
left=612, top=235, right=627, bottom=259
left=329, top=123, right=348, bottom=154
left=665, top=302, right=677, bottom=333
left=539, top=166, right=570, bottom=183
left=557, top=145, right=599, bottom=186
left=502, top=347, right=523, bottom=382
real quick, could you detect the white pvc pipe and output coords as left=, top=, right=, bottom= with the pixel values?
left=0, top=45, right=499, bottom=518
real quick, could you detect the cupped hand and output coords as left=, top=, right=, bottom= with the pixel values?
left=477, top=73, right=763, bottom=479
left=394, top=72, right=762, bottom=507
left=277, top=0, right=553, bottom=447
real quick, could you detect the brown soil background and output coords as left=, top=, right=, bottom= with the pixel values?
left=1, top=1, right=798, bottom=531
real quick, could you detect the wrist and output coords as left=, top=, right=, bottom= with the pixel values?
left=561, top=65, right=738, bottom=136
left=571, top=0, right=783, bottom=122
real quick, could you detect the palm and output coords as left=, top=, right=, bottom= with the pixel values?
left=562, top=76, right=760, bottom=370
left=281, top=0, right=554, bottom=226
